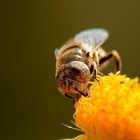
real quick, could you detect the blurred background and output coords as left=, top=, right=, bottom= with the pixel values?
left=1, top=0, right=140, bottom=139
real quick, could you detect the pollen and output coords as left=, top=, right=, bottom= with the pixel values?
left=73, top=72, right=140, bottom=140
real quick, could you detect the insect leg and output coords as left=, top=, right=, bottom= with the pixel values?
left=88, top=50, right=99, bottom=78
left=64, top=94, right=76, bottom=103
left=92, top=62, right=98, bottom=79
left=74, top=87, right=89, bottom=97
left=93, top=50, right=99, bottom=69
left=99, top=50, right=122, bottom=71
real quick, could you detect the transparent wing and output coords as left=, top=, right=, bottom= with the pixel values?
left=54, top=48, right=59, bottom=59
left=74, top=28, right=109, bottom=49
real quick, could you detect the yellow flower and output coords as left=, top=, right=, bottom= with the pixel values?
left=72, top=72, right=140, bottom=140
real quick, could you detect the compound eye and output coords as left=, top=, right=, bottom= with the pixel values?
left=56, top=61, right=90, bottom=83
left=68, top=61, right=90, bottom=83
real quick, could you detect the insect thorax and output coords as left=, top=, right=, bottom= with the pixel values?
left=56, top=40, right=89, bottom=70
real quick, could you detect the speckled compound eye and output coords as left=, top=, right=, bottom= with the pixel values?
left=56, top=61, right=90, bottom=83
left=67, top=61, right=90, bottom=83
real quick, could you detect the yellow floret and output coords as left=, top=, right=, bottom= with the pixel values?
left=73, top=72, right=140, bottom=140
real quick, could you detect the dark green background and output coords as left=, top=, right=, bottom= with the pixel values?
left=1, top=0, right=140, bottom=140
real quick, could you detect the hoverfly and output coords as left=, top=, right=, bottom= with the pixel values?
left=55, top=28, right=121, bottom=101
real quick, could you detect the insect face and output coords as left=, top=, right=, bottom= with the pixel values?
left=55, top=61, right=90, bottom=96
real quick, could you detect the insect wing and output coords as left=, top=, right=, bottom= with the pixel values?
left=54, top=48, right=59, bottom=59
left=74, top=28, right=109, bottom=49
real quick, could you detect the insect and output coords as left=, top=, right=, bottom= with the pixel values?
left=55, top=28, right=121, bottom=101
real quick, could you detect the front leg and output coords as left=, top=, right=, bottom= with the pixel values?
left=92, top=61, right=98, bottom=79
left=89, top=50, right=99, bottom=79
